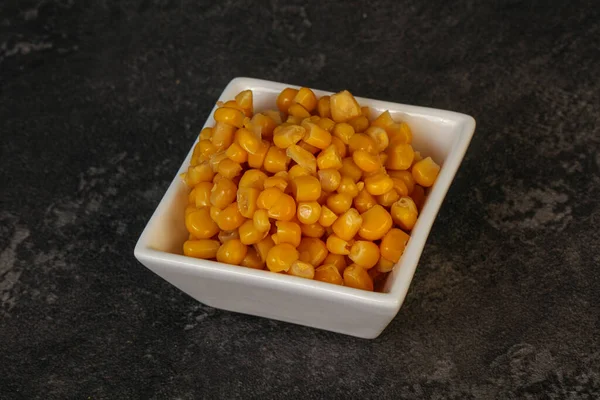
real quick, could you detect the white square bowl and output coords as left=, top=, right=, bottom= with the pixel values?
left=134, top=77, right=476, bottom=339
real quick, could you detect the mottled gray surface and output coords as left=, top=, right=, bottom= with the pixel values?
left=1, top=0, right=599, bottom=398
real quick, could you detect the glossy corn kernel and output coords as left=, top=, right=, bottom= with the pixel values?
left=349, top=240, right=380, bottom=269
left=332, top=208, right=362, bottom=241
left=247, top=140, right=270, bottom=169
left=364, top=173, right=394, bottom=196
left=317, top=117, right=336, bottom=133
left=316, top=144, right=343, bottom=170
left=238, top=220, right=268, bottom=245
left=380, top=228, right=410, bottom=263
left=254, top=236, right=275, bottom=263
left=317, top=95, right=331, bottom=118
left=339, top=157, right=363, bottom=182
left=388, top=170, right=415, bottom=195
left=288, top=260, right=315, bottom=279
left=266, top=243, right=299, bottom=272
left=321, top=253, right=347, bottom=274
left=353, top=189, right=376, bottom=214
left=387, top=122, right=413, bottom=145
left=411, top=185, right=426, bottom=211
left=217, top=202, right=246, bottom=231
left=318, top=205, right=338, bottom=227
left=391, top=197, right=418, bottom=231
left=326, top=234, right=352, bottom=255
left=365, top=126, right=389, bottom=152
left=314, top=264, right=343, bottom=285
left=225, top=142, right=248, bottom=164
left=185, top=208, right=220, bottom=239
left=248, top=113, right=277, bottom=139
left=210, top=177, right=237, bottom=208
left=199, top=127, right=212, bottom=141
left=318, top=169, right=342, bottom=192
left=300, top=222, right=326, bottom=238
left=217, top=158, right=243, bottom=179
left=301, top=121, right=332, bottom=149
left=185, top=205, right=198, bottom=216
left=238, top=169, right=268, bottom=190
left=236, top=128, right=262, bottom=154
left=185, top=162, right=214, bottom=186
left=297, top=202, right=321, bottom=225
left=376, top=257, right=395, bottom=273
left=371, top=110, right=395, bottom=129
left=330, top=136, right=348, bottom=158
left=236, top=187, right=259, bottom=218
left=288, top=164, right=311, bottom=180
left=257, top=187, right=284, bottom=210
left=195, top=139, right=218, bottom=162
left=287, top=144, right=317, bottom=174
left=267, top=193, right=296, bottom=221
left=287, top=115, right=303, bottom=125
left=212, top=122, right=237, bottom=151
left=412, top=157, right=440, bottom=187
left=377, top=189, right=400, bottom=207
left=234, top=90, right=253, bottom=115
left=296, top=237, right=328, bottom=267
left=330, top=90, right=362, bottom=123
left=194, top=181, right=213, bottom=208
left=332, top=122, right=355, bottom=144
left=343, top=264, right=374, bottom=291
left=294, top=87, right=318, bottom=112
left=263, top=146, right=290, bottom=173
left=287, top=103, right=311, bottom=119
left=390, top=177, right=409, bottom=197
left=326, top=193, right=353, bottom=215
left=271, top=221, right=302, bottom=247
left=273, top=124, right=305, bottom=149
left=218, top=229, right=240, bottom=244
left=216, top=239, right=247, bottom=265
left=183, top=239, right=220, bottom=259
left=298, top=140, right=320, bottom=155
left=263, top=176, right=288, bottom=192
left=276, top=88, right=298, bottom=114
left=352, top=150, right=381, bottom=173
left=386, top=143, right=415, bottom=170
left=219, top=100, right=247, bottom=115
left=252, top=209, right=271, bottom=233
left=348, top=133, right=377, bottom=155
left=209, top=205, right=221, bottom=222
left=209, top=151, right=228, bottom=173
left=240, top=248, right=265, bottom=269
left=359, top=204, right=393, bottom=240
left=336, top=176, right=360, bottom=198
left=348, top=115, right=370, bottom=133
left=293, top=175, right=321, bottom=202
left=214, top=107, right=246, bottom=128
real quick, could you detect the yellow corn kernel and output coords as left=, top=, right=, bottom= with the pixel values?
left=209, top=151, right=228, bottom=173
left=386, top=143, right=415, bottom=170
left=210, top=177, right=237, bottom=208
left=266, top=243, right=299, bottom=272
left=314, top=264, right=343, bottom=285
left=247, top=140, right=270, bottom=169
left=321, top=253, right=347, bottom=274
left=364, top=173, right=394, bottom=196
left=235, top=128, right=262, bottom=155
left=238, top=169, right=268, bottom=190
left=298, top=140, right=320, bottom=155
left=195, top=139, right=218, bottom=162
left=288, top=260, right=315, bottom=279
left=388, top=170, right=415, bottom=195
left=185, top=162, right=214, bottom=186
left=336, top=176, right=360, bottom=198
left=234, top=90, right=253, bottom=114
left=211, top=122, right=236, bottom=151
left=380, top=228, right=410, bottom=263
left=376, top=257, right=395, bottom=273
left=296, top=237, right=328, bottom=267
left=183, top=239, right=220, bottom=259
left=330, top=90, right=362, bottom=123
left=286, top=115, right=303, bottom=124
left=185, top=208, right=220, bottom=239
left=271, top=221, right=302, bottom=247
left=300, top=222, right=326, bottom=238
left=326, top=234, right=352, bottom=255
left=318, top=205, right=338, bottom=227
left=347, top=115, right=370, bottom=133
left=240, top=248, right=264, bottom=269
left=391, top=197, right=418, bottom=231
left=390, top=177, right=409, bottom=197
left=332, top=208, right=362, bottom=241
left=353, top=189, right=376, bottom=214
left=214, top=107, right=246, bottom=128
left=273, top=124, right=305, bottom=149
left=371, top=110, right=395, bottom=129
left=247, top=113, right=277, bottom=139
left=302, top=115, right=320, bottom=124
left=379, top=152, right=389, bottom=167
left=276, top=88, right=298, bottom=114
left=218, top=229, right=240, bottom=244
left=343, top=264, right=374, bottom=291
left=376, top=189, right=400, bottom=207
left=332, top=122, right=355, bottom=144
left=292, top=175, right=321, bottom=202
left=411, top=185, right=426, bottom=211
left=263, top=109, right=283, bottom=125
left=412, top=157, right=440, bottom=187
left=326, top=193, right=353, bottom=215
left=359, top=205, right=392, bottom=240
left=339, top=157, right=363, bottom=182
left=318, top=169, right=342, bottom=192
left=352, top=150, right=381, bottom=173
left=194, top=181, right=213, bottom=208
left=253, top=209, right=271, bottom=233
left=199, top=127, right=212, bottom=141
left=297, top=201, right=321, bottom=225
left=287, top=103, right=311, bottom=119
left=317, top=95, right=331, bottom=118
left=257, top=187, right=284, bottom=210
left=330, top=136, right=348, bottom=158
left=317, top=117, right=336, bottom=133
left=254, top=236, right=275, bottom=263
left=238, top=220, right=268, bottom=245
left=217, top=158, right=242, bottom=179
left=188, top=187, right=198, bottom=205
left=217, top=202, right=246, bottom=231
left=349, top=241, right=380, bottom=269
left=301, top=121, right=332, bottom=149
left=263, top=176, right=288, bottom=192
left=209, top=205, right=221, bottom=222
left=216, top=239, right=247, bottom=265
left=294, top=87, right=318, bottom=112
left=287, top=144, right=317, bottom=174
left=288, top=164, right=311, bottom=180
left=316, top=144, right=343, bottom=170
left=348, top=133, right=377, bottom=155
left=387, top=122, right=413, bottom=145
left=225, top=142, right=248, bottom=164
left=267, top=193, right=296, bottom=221
left=236, top=186, right=259, bottom=218
left=219, top=100, right=247, bottom=115
left=365, top=126, right=389, bottom=152
left=263, top=146, right=290, bottom=173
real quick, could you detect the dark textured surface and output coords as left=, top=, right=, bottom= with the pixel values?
left=1, top=0, right=599, bottom=398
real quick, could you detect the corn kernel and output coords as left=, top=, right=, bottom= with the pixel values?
left=326, top=193, right=353, bottom=215
left=287, top=103, right=311, bottom=119
left=219, top=99, right=247, bottom=115
left=336, top=176, right=360, bottom=198
left=317, top=117, right=336, bottom=133
left=240, top=248, right=264, bottom=269
left=287, top=144, right=317, bottom=174
left=339, top=157, right=363, bottom=182
left=326, top=234, right=352, bottom=255
left=314, top=264, right=343, bottom=285
left=298, top=140, right=320, bottom=155
left=247, top=140, right=270, bottom=169
left=300, top=222, right=326, bottom=238
left=297, top=202, right=321, bottom=225
left=348, top=133, right=377, bottom=155
left=236, top=128, right=263, bottom=154
left=235, top=186, right=258, bottom=218
left=348, top=115, right=370, bottom=133
left=332, top=122, right=355, bottom=144
left=387, top=122, right=412, bottom=145
left=218, top=229, right=240, bottom=244
left=412, top=157, right=440, bottom=187
left=239, top=219, right=268, bottom=245
left=365, top=126, right=389, bottom=152
left=273, top=124, right=305, bottom=149
left=388, top=170, right=415, bottom=195
left=294, top=87, right=318, bottom=112
left=332, top=208, right=362, bottom=241
left=380, top=228, right=410, bottom=263
left=247, top=113, right=277, bottom=139
left=296, top=237, right=328, bottom=267
left=353, top=189, right=376, bottom=214
left=254, top=236, right=275, bottom=262
left=271, top=221, right=302, bottom=247
left=225, top=142, right=248, bottom=164
left=266, top=243, right=299, bottom=272
left=301, top=121, right=332, bottom=149
left=185, top=162, right=214, bottom=186
left=292, top=175, right=321, bottom=202
left=194, top=181, right=213, bottom=208
left=364, top=172, right=394, bottom=196
left=199, top=127, right=212, bottom=141
left=376, top=257, right=395, bottom=273
left=263, top=176, right=287, bottom=192
left=330, top=136, right=348, bottom=158
left=317, top=95, right=331, bottom=118
left=390, top=177, right=409, bottom=197
left=252, top=209, right=271, bottom=233
left=185, top=208, right=219, bottom=239
left=216, top=239, right=247, bottom=265
left=391, top=197, right=418, bottom=231
left=209, top=151, right=228, bottom=173
left=214, top=107, right=246, bottom=128
left=386, top=143, right=415, bottom=170
left=330, top=90, right=362, bottom=122
left=239, top=169, right=268, bottom=190
left=217, top=158, right=242, bottom=179
left=210, top=177, right=237, bottom=208
left=257, top=187, right=284, bottom=210
left=183, top=239, right=220, bottom=259
left=209, top=205, right=221, bottom=222
left=288, top=260, right=315, bottom=279
left=268, top=193, right=296, bottom=221
left=371, top=110, right=395, bottom=129
left=316, top=144, right=343, bottom=170
left=234, top=90, right=253, bottom=115
left=359, top=205, right=392, bottom=240
left=276, top=88, right=298, bottom=114
left=261, top=146, right=289, bottom=173
left=318, top=205, right=338, bottom=227
left=195, top=139, right=218, bottom=162
left=343, top=264, right=374, bottom=291
left=217, top=202, right=246, bottom=231
left=288, top=164, right=312, bottom=180
left=376, top=189, right=400, bottom=207
left=349, top=241, right=380, bottom=269
left=318, top=169, right=342, bottom=192
left=352, top=150, right=381, bottom=173
left=321, top=253, right=347, bottom=274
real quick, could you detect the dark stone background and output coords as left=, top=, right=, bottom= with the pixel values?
left=1, top=0, right=599, bottom=398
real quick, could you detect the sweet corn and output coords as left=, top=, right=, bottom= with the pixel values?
left=292, top=175, right=321, bottom=202
left=288, top=260, right=315, bottom=279
left=314, top=264, right=343, bottom=285
left=326, top=193, right=353, bottom=215
left=209, top=151, right=229, bottom=173
left=318, top=169, right=341, bottom=192
left=380, top=228, right=410, bottom=263
left=317, top=117, right=336, bottom=133
left=218, top=229, right=240, bottom=244
left=326, top=234, right=352, bottom=255
left=217, top=158, right=243, bottom=179
left=318, top=205, right=338, bottom=227
left=287, top=103, right=311, bottom=119
left=263, top=146, right=290, bottom=173
left=353, top=189, right=376, bottom=214
left=298, top=140, right=320, bottom=155
left=194, top=181, right=213, bottom=208
left=365, top=126, right=389, bottom=152
left=236, top=186, right=259, bottom=218
left=185, top=162, right=214, bottom=186
left=237, top=128, right=263, bottom=154
left=294, top=87, right=317, bottom=112
left=386, top=143, right=414, bottom=170
left=377, top=189, right=400, bottom=207
left=247, top=140, right=270, bottom=169
left=238, top=220, right=268, bottom=245
left=387, top=122, right=412, bottom=145
left=321, top=253, right=346, bottom=274
left=263, top=176, right=288, bottom=192
left=300, top=222, right=326, bottom=238
left=343, top=264, right=374, bottom=291
left=276, top=88, right=298, bottom=114
left=240, top=248, right=264, bottom=269
left=379, top=152, right=389, bottom=166
left=254, top=236, right=275, bottom=263
left=183, top=239, right=220, bottom=259
left=411, top=185, right=426, bottom=211
left=216, top=239, right=247, bottom=265
left=214, top=107, right=246, bottom=129
left=390, top=177, right=409, bottom=197
left=210, top=177, right=237, bottom=208
left=364, top=172, right=394, bottom=196
left=336, top=176, right=360, bottom=198
left=266, top=243, right=299, bottom=272
left=273, top=124, right=305, bottom=148
left=352, top=150, right=381, bottom=173
left=316, top=144, right=343, bottom=170
left=234, top=90, right=253, bottom=115
left=257, top=187, right=284, bottom=210
left=412, top=157, right=440, bottom=187
left=185, top=208, right=220, bottom=239
left=217, top=202, right=246, bottom=231
left=225, top=142, right=248, bottom=164
left=391, top=197, right=418, bottom=231
left=388, top=170, right=415, bottom=195
left=219, top=100, right=247, bottom=115
left=211, top=122, right=236, bottom=151
left=301, top=121, right=332, bottom=149
left=339, top=157, right=363, bottom=182
left=296, top=237, right=328, bottom=267
left=317, top=95, right=331, bottom=118
left=267, top=193, right=296, bottom=221
left=348, top=115, right=370, bottom=133
left=210, top=205, right=221, bottom=222
left=359, top=205, right=393, bottom=240
left=252, top=209, right=271, bottom=233
left=199, top=127, right=212, bottom=141
left=297, top=202, right=321, bottom=225
left=330, top=136, right=348, bottom=158
left=330, top=90, right=362, bottom=122
left=288, top=164, right=312, bottom=180
left=287, top=144, right=317, bottom=174
left=376, top=257, right=395, bottom=273
left=371, top=110, right=395, bottom=129
left=248, top=113, right=277, bottom=139
left=349, top=241, right=380, bottom=269
left=348, top=133, right=377, bottom=155
left=238, top=169, right=268, bottom=190
left=195, top=139, right=218, bottom=162
left=271, top=221, right=302, bottom=247
left=332, top=122, right=355, bottom=144
left=332, top=208, right=362, bottom=241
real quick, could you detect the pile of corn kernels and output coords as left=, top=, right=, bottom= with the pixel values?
left=182, top=87, right=440, bottom=292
